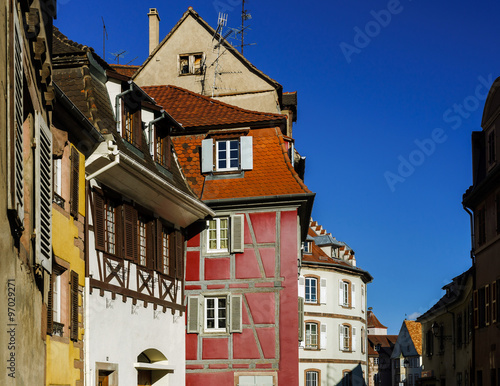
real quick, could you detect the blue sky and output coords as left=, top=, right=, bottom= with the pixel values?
left=55, top=0, right=500, bottom=334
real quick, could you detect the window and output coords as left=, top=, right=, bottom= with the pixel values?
left=477, top=206, right=486, bottom=246
left=155, top=126, right=171, bottom=168
left=48, top=268, right=66, bottom=337
left=179, top=53, right=204, bottom=75
left=479, top=287, right=486, bottom=328
left=408, top=374, right=413, bottom=386
left=187, top=294, right=242, bottom=334
left=374, top=357, right=379, bottom=365
left=304, top=241, right=312, bottom=254
left=342, top=370, right=352, bottom=386
left=305, top=370, right=320, bottom=386
left=486, top=284, right=491, bottom=326
left=205, top=297, right=227, bottom=331
left=70, top=146, right=80, bottom=217
left=305, top=277, right=318, bottom=304
left=138, top=216, right=148, bottom=266
left=104, top=199, right=117, bottom=255
left=53, top=158, right=62, bottom=197
left=207, top=217, right=229, bottom=252
left=236, top=374, right=275, bottom=386
left=339, top=279, right=354, bottom=307
left=305, top=322, right=319, bottom=349
left=339, top=324, right=354, bottom=351
left=158, top=224, right=171, bottom=275
left=361, top=327, right=366, bottom=354
left=426, top=329, right=434, bottom=356
left=122, top=104, right=142, bottom=148
left=201, top=136, right=253, bottom=173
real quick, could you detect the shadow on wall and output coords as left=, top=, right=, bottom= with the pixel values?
left=334, top=364, right=367, bottom=386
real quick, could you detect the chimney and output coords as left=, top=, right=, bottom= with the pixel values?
left=148, top=8, right=160, bottom=55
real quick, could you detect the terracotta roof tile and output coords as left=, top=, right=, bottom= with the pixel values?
left=110, top=64, right=140, bottom=78
left=367, top=311, right=388, bottom=329
left=143, top=85, right=286, bottom=129
left=404, top=320, right=422, bottom=356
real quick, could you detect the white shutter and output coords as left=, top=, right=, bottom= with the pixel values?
left=298, top=297, right=304, bottom=343
left=11, top=8, right=24, bottom=225
left=339, top=324, right=344, bottom=351
left=187, top=295, right=201, bottom=333
left=320, top=278, right=327, bottom=304
left=298, top=276, right=305, bottom=298
left=339, top=280, right=344, bottom=306
left=230, top=214, right=244, bottom=253
left=361, top=284, right=365, bottom=312
left=352, top=326, right=357, bottom=351
left=201, top=138, right=213, bottom=173
left=240, top=136, right=253, bottom=170
left=351, top=283, right=356, bottom=308
left=35, top=112, right=52, bottom=273
left=320, top=323, right=327, bottom=349
left=230, top=294, right=243, bottom=332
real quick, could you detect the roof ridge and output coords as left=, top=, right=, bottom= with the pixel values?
left=53, top=26, right=90, bottom=52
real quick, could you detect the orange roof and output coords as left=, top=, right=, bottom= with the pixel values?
left=110, top=64, right=140, bottom=78
left=142, top=85, right=286, bottom=129
left=171, top=127, right=311, bottom=200
left=367, top=311, right=388, bottom=329
left=404, top=320, right=422, bottom=356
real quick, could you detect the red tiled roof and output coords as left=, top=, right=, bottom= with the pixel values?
left=404, top=320, right=422, bottom=356
left=142, top=85, right=286, bottom=129
left=368, top=335, right=398, bottom=356
left=368, top=311, right=388, bottom=329
left=171, top=127, right=311, bottom=200
left=110, top=64, right=140, bottom=78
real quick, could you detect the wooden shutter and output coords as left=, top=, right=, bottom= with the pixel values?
left=201, top=138, right=213, bottom=173
left=174, top=231, right=184, bottom=280
left=230, top=214, right=244, bottom=253
left=352, top=327, right=357, bottom=351
left=351, top=283, right=356, bottom=308
left=70, top=271, right=79, bottom=341
left=320, top=278, right=327, bottom=304
left=155, top=219, right=163, bottom=273
left=298, top=276, right=305, bottom=298
left=240, top=136, right=253, bottom=170
left=320, top=323, right=327, bottom=349
left=339, top=280, right=344, bottom=305
left=298, top=297, right=304, bottom=342
left=230, top=294, right=243, bottom=333
left=10, top=9, right=24, bottom=226
left=123, top=204, right=138, bottom=261
left=486, top=284, right=491, bottom=326
left=133, top=110, right=142, bottom=147
left=474, top=289, right=479, bottom=329
left=187, top=295, right=201, bottom=333
left=70, top=147, right=80, bottom=217
left=47, top=273, right=54, bottom=335
left=35, top=112, right=52, bottom=273
left=146, top=220, right=155, bottom=270
left=93, top=191, right=106, bottom=250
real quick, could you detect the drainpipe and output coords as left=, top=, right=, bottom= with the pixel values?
left=147, top=110, right=167, bottom=154
left=115, top=81, right=134, bottom=134
left=463, top=205, right=475, bottom=263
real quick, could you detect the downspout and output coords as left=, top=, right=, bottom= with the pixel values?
left=115, top=81, right=134, bottom=134
left=147, top=110, right=167, bottom=154
left=463, top=205, right=475, bottom=263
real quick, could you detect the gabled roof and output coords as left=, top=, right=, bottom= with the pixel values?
left=110, top=64, right=140, bottom=78
left=368, top=335, right=398, bottom=356
left=142, top=85, right=286, bottom=130
left=404, top=320, right=422, bottom=356
left=133, top=7, right=282, bottom=95
left=367, top=311, right=388, bottom=329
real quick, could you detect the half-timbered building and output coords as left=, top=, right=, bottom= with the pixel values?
left=52, top=29, right=213, bottom=386
left=143, top=85, right=315, bottom=386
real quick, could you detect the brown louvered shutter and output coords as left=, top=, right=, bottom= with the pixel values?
left=175, top=231, right=184, bottom=280
left=146, top=220, right=155, bottom=270
left=70, top=271, right=79, bottom=341
left=474, top=289, right=479, bottom=329
left=70, top=147, right=80, bottom=218
left=156, top=219, right=163, bottom=273
left=93, top=191, right=106, bottom=250
left=47, top=273, right=54, bottom=335
left=134, top=110, right=142, bottom=147
left=123, top=204, right=138, bottom=261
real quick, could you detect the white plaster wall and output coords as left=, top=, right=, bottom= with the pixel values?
left=86, top=290, right=185, bottom=386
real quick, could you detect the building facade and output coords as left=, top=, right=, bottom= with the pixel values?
left=463, top=74, right=500, bottom=386
left=298, top=220, right=372, bottom=386
left=144, top=84, right=314, bottom=386
left=0, top=0, right=56, bottom=384
left=390, top=321, right=422, bottom=386
left=367, top=311, right=397, bottom=386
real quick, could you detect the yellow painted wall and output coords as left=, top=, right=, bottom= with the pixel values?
left=46, top=338, right=81, bottom=384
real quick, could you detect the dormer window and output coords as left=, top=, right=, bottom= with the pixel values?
left=123, top=104, right=142, bottom=148
left=201, top=136, right=253, bottom=174
left=179, top=53, right=204, bottom=75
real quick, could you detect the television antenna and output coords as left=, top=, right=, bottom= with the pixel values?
left=110, top=50, right=127, bottom=64
left=102, top=17, right=108, bottom=60
left=211, top=13, right=228, bottom=97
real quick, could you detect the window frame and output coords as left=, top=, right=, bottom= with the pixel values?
left=305, top=276, right=319, bottom=304
left=216, top=139, right=240, bottom=171
left=305, top=321, right=319, bottom=350
left=305, top=369, right=320, bottom=386
left=178, top=53, right=205, bottom=75
left=204, top=296, right=228, bottom=332
left=340, top=323, right=352, bottom=352
left=207, top=217, right=229, bottom=253
left=122, top=103, right=142, bottom=148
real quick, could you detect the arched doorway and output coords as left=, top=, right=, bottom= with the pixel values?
left=136, top=349, right=173, bottom=386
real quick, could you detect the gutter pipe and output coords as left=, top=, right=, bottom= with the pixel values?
left=115, top=81, right=134, bottom=134
left=463, top=204, right=475, bottom=262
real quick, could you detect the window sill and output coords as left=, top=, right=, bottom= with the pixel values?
left=207, top=171, right=245, bottom=180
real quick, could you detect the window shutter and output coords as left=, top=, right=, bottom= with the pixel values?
left=320, top=323, right=327, bottom=349
left=493, top=281, right=498, bottom=324
left=352, top=327, right=357, bottom=351
left=339, top=280, right=344, bottom=306
left=201, top=138, right=213, bottom=173
left=35, top=112, right=53, bottom=273
left=230, top=214, right=244, bottom=253
left=146, top=221, right=155, bottom=270
left=70, top=271, right=79, bottom=341
left=93, top=191, right=106, bottom=250
left=123, top=204, right=138, bottom=261
left=175, top=231, right=184, bottom=280
left=298, top=276, right=305, bottom=298
left=11, top=9, right=24, bottom=226
left=240, top=136, right=253, bottom=170
left=298, top=297, right=304, bottom=342
left=133, top=110, right=142, bottom=147
left=320, top=278, right=327, bottom=304
left=47, top=273, right=54, bottom=335
left=362, top=284, right=365, bottom=311
left=155, top=219, right=162, bottom=273
left=230, top=294, right=243, bottom=333
left=474, top=290, right=478, bottom=329
left=70, top=146, right=80, bottom=217
left=351, top=283, right=356, bottom=308
left=339, top=324, right=344, bottom=351
left=187, top=295, right=201, bottom=333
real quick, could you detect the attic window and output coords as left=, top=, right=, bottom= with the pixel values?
left=179, top=53, right=204, bottom=75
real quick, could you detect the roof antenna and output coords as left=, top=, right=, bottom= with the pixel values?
left=110, top=50, right=127, bottom=64
left=212, top=13, right=228, bottom=97
left=102, top=17, right=108, bottom=60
